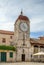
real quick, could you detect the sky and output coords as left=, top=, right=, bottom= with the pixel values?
left=0, top=0, right=44, bottom=38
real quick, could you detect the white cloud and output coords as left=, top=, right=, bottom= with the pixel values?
left=0, top=0, right=44, bottom=34
left=30, top=16, right=44, bottom=32
left=0, top=22, right=14, bottom=31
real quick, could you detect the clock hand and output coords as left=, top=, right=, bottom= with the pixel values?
left=23, top=25, right=26, bottom=29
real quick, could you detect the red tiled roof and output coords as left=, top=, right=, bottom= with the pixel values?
left=16, top=15, right=29, bottom=21
left=30, top=38, right=44, bottom=45
left=0, top=30, right=14, bottom=35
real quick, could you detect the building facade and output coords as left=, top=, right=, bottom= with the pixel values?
left=0, top=12, right=44, bottom=62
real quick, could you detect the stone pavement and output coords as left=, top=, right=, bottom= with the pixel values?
left=0, top=62, right=44, bottom=65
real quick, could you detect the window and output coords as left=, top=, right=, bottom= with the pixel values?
left=23, top=43, right=25, bottom=46
left=40, top=46, right=44, bottom=52
left=10, top=36, right=12, bottom=39
left=34, top=45, right=38, bottom=53
left=10, top=52, right=13, bottom=58
left=2, top=38, right=6, bottom=43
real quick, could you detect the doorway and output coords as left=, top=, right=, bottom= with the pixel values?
left=1, top=52, right=6, bottom=62
left=22, top=54, right=25, bottom=61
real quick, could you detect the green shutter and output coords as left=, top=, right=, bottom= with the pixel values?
left=10, top=52, right=13, bottom=58
left=1, top=52, right=6, bottom=62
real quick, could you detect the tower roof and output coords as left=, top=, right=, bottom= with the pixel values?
left=18, top=15, right=29, bottom=21
left=16, top=11, right=29, bottom=22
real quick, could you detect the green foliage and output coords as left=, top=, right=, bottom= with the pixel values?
left=0, top=45, right=16, bottom=51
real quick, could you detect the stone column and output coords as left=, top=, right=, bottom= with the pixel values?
left=38, top=46, right=40, bottom=61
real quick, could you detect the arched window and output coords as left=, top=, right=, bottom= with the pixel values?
left=34, top=45, right=38, bottom=47
left=34, top=45, right=38, bottom=53
left=40, top=46, right=44, bottom=48
left=40, top=46, right=44, bottom=52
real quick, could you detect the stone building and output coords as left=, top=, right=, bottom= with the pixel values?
left=0, top=12, right=44, bottom=62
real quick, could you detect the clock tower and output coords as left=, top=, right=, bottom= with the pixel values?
left=14, top=11, right=31, bottom=61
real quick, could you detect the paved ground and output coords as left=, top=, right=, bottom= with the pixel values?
left=0, top=62, right=44, bottom=65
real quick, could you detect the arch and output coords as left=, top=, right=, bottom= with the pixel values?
left=40, top=46, right=44, bottom=48
left=34, top=45, right=38, bottom=47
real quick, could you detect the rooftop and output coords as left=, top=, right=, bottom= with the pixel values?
left=0, top=30, right=14, bottom=35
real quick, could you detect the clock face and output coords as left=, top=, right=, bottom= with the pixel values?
left=20, top=22, right=28, bottom=32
